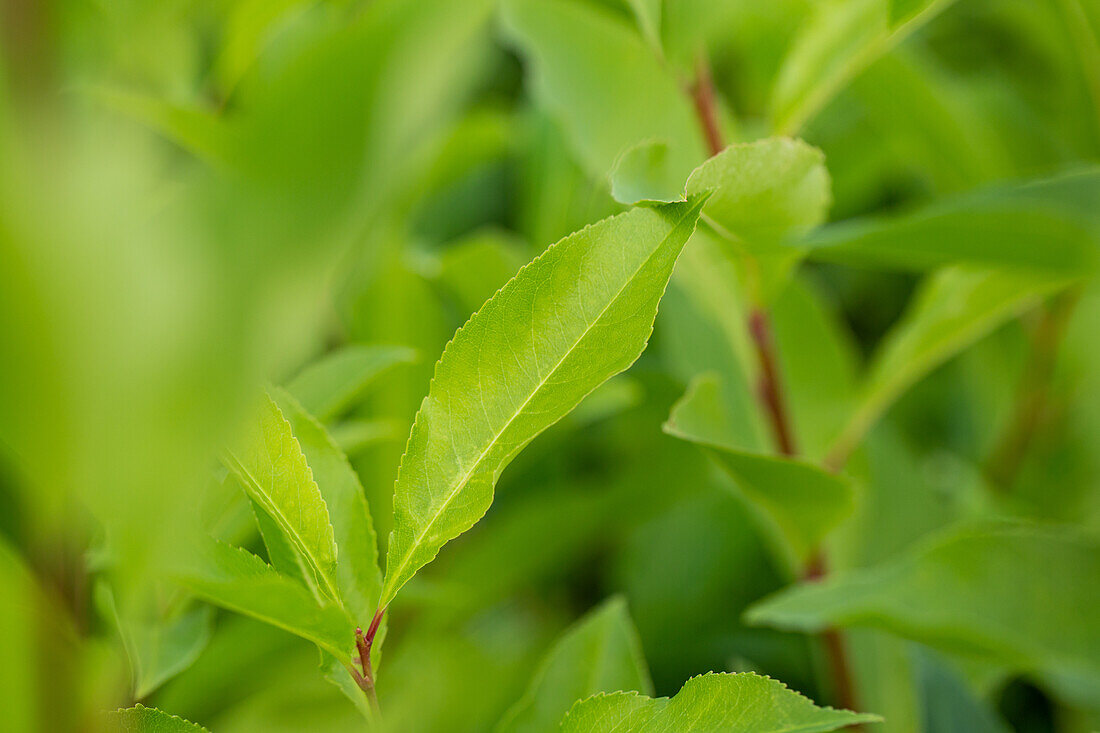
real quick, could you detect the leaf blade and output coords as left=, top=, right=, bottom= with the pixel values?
left=560, top=672, right=880, bottom=732
left=381, top=197, right=708, bottom=606
left=106, top=704, right=209, bottom=733
left=665, top=374, right=854, bottom=568
left=746, top=524, right=1100, bottom=701
left=270, top=388, right=383, bottom=631
left=174, top=540, right=355, bottom=665
left=224, top=394, right=339, bottom=601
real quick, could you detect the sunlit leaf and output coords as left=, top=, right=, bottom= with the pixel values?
left=223, top=394, right=339, bottom=601
left=175, top=540, right=355, bottom=665
left=106, top=705, right=209, bottom=733
left=560, top=672, right=880, bottom=732
left=380, top=196, right=708, bottom=606
left=270, top=388, right=382, bottom=627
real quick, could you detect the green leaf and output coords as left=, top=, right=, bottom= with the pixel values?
left=771, top=0, right=958, bottom=134
left=287, top=344, right=417, bottom=423
left=801, top=169, right=1100, bottom=274
left=106, top=705, right=209, bottom=733
left=639, top=137, right=831, bottom=302
left=665, top=374, right=854, bottom=568
left=380, top=196, right=708, bottom=607
left=270, top=388, right=383, bottom=628
left=560, top=672, right=880, bottom=732
left=500, top=0, right=704, bottom=200
left=686, top=138, right=831, bottom=245
left=746, top=524, right=1100, bottom=701
left=827, top=267, right=1072, bottom=467
left=175, top=540, right=355, bottom=665
left=615, top=138, right=831, bottom=299
left=223, top=394, right=339, bottom=601
left=498, top=597, right=652, bottom=733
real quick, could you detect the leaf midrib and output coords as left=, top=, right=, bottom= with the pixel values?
left=224, top=451, right=341, bottom=603
left=384, top=203, right=699, bottom=602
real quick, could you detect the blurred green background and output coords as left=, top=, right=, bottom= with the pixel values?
left=1, top=0, right=1098, bottom=731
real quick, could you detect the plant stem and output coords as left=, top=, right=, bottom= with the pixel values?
left=748, top=309, right=800, bottom=457
left=352, top=606, right=386, bottom=715
left=984, top=290, right=1080, bottom=490
left=690, top=55, right=861, bottom=716
left=691, top=54, right=725, bottom=158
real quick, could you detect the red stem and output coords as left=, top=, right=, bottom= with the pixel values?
left=691, top=55, right=726, bottom=157
left=690, top=56, right=861, bottom=716
left=351, top=606, right=386, bottom=713
left=748, top=309, right=799, bottom=457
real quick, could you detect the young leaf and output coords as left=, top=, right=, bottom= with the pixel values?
left=560, top=672, right=880, bottom=732
left=827, top=267, right=1072, bottom=467
left=223, top=394, right=339, bottom=601
left=175, top=540, right=355, bottom=665
left=380, top=196, right=708, bottom=607
left=685, top=138, right=832, bottom=245
left=271, top=388, right=383, bottom=627
left=106, top=704, right=209, bottom=732
left=746, top=524, right=1100, bottom=700
left=498, top=597, right=653, bottom=733
left=287, top=344, right=416, bottom=423
left=665, top=374, right=854, bottom=569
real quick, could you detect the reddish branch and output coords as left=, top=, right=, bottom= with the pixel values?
left=350, top=606, right=386, bottom=713
left=690, top=56, right=862, bottom=716
left=691, top=55, right=726, bottom=158
left=748, top=310, right=800, bottom=457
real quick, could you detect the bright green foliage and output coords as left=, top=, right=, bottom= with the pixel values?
left=175, top=540, right=355, bottom=665
left=614, top=138, right=831, bottom=298
left=560, top=672, right=880, bottom=732
left=381, top=196, right=708, bottom=607
left=500, top=0, right=704, bottom=198
left=107, top=705, right=209, bottom=733
left=287, top=345, right=417, bottom=423
left=5, top=0, right=1100, bottom=729
left=829, top=268, right=1072, bottom=465
left=223, top=394, right=339, bottom=601
left=686, top=139, right=831, bottom=244
left=686, top=139, right=831, bottom=300
left=746, top=525, right=1100, bottom=699
left=498, top=597, right=652, bottom=733
left=270, top=389, right=382, bottom=626
left=666, top=374, right=853, bottom=568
